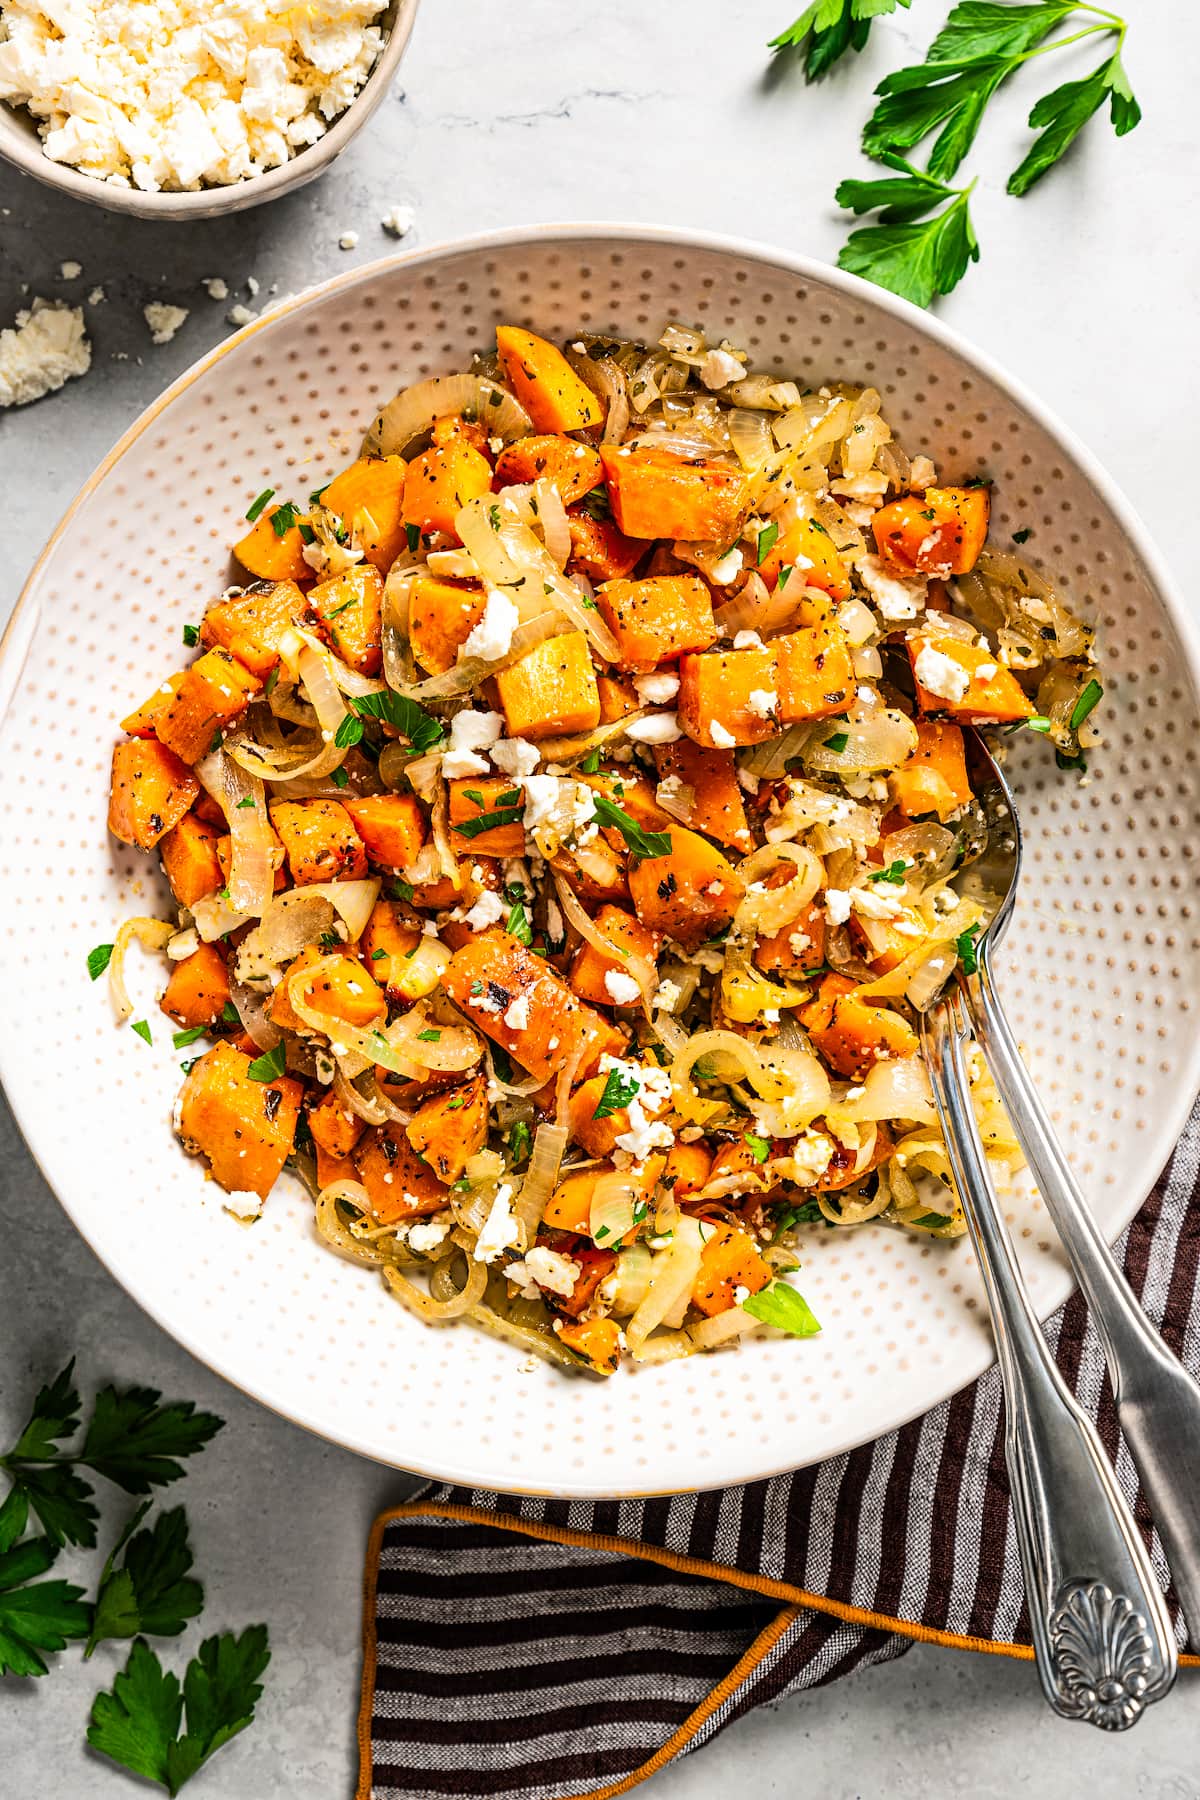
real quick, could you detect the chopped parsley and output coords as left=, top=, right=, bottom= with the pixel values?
left=349, top=690, right=446, bottom=754
left=744, top=1133, right=771, bottom=1163
left=508, top=1120, right=532, bottom=1166
left=590, top=795, right=672, bottom=860
left=1068, top=678, right=1103, bottom=732
left=741, top=1280, right=821, bottom=1337
left=1012, top=527, right=1033, bottom=544
left=823, top=730, right=850, bottom=753
left=417, top=1029, right=441, bottom=1043
left=955, top=921, right=981, bottom=976
left=244, top=487, right=274, bottom=523
left=235, top=796, right=256, bottom=810
left=181, top=623, right=200, bottom=648
left=592, top=1066, right=639, bottom=1119
left=405, top=523, right=421, bottom=554
left=756, top=520, right=779, bottom=565
left=220, top=1001, right=240, bottom=1026
left=580, top=747, right=602, bottom=774
left=129, top=1020, right=152, bottom=1046
left=454, top=806, right=523, bottom=840
left=505, top=900, right=533, bottom=946
left=172, top=1027, right=207, bottom=1049
left=246, top=1044, right=287, bottom=1082
left=269, top=500, right=301, bottom=539
left=389, top=878, right=415, bottom=903
left=329, top=765, right=349, bottom=789
left=87, top=943, right=114, bottom=981
left=869, top=859, right=908, bottom=885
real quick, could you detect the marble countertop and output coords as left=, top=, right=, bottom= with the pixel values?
left=1, top=0, right=1196, bottom=1792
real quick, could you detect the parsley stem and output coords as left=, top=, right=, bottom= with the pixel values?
left=1013, top=19, right=1118, bottom=65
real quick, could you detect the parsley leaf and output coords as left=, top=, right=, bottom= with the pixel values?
left=744, top=1133, right=771, bottom=1163
left=334, top=713, right=364, bottom=749
left=741, top=1280, right=822, bottom=1337
left=269, top=500, right=301, bottom=539
left=505, top=900, right=534, bottom=946
left=822, top=729, right=851, bottom=753
left=87, top=942, right=115, bottom=981
left=88, top=1627, right=271, bottom=1795
left=838, top=179, right=979, bottom=306
left=835, top=154, right=961, bottom=224
left=756, top=520, right=779, bottom=565
left=869, top=859, right=908, bottom=884
left=244, top=488, right=274, bottom=523
left=349, top=690, right=446, bottom=754
left=245, top=1044, right=287, bottom=1082
left=590, top=795, right=672, bottom=860
left=453, top=806, right=523, bottom=840
left=592, top=1067, right=639, bottom=1119
left=87, top=1505, right=204, bottom=1656
left=0, top=1536, right=90, bottom=1677
left=770, top=0, right=910, bottom=83
left=130, top=1020, right=153, bottom=1046
left=508, top=1120, right=532, bottom=1166
left=181, top=623, right=200, bottom=648
left=78, top=1386, right=224, bottom=1496
left=580, top=747, right=602, bottom=774
left=1009, top=51, right=1140, bottom=195
left=1069, top=677, right=1103, bottom=731
left=956, top=920, right=982, bottom=975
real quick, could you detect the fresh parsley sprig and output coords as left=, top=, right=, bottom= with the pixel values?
left=770, top=0, right=910, bottom=82
left=0, top=1531, right=90, bottom=1677
left=87, top=1505, right=204, bottom=1657
left=88, top=1628, right=271, bottom=1796
left=591, top=795, right=672, bottom=861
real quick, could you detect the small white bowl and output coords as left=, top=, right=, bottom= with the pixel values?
left=0, top=0, right=421, bottom=220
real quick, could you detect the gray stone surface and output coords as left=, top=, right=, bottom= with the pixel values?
left=1, top=0, right=1197, bottom=1792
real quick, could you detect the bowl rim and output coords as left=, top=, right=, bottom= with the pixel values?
left=0, top=0, right=422, bottom=220
left=4, top=220, right=1199, bottom=1495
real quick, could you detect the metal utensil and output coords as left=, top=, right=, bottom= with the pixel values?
left=956, top=729, right=1200, bottom=1641
left=922, top=993, right=1177, bottom=1727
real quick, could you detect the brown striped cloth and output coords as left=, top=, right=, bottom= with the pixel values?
left=358, top=1107, right=1200, bottom=1800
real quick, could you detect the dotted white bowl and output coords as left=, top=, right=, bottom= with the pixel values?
left=0, top=0, right=420, bottom=220
left=2, top=225, right=1198, bottom=1498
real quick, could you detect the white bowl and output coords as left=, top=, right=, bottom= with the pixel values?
left=0, top=0, right=421, bottom=219
left=2, top=225, right=1198, bottom=1497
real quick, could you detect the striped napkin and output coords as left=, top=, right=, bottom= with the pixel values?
left=357, top=1105, right=1200, bottom=1800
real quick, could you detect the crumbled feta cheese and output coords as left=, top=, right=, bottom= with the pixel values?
left=709, top=720, right=737, bottom=749
left=625, top=712, right=682, bottom=744
left=502, top=993, right=530, bottom=1030
left=381, top=203, right=414, bottom=237
left=709, top=547, right=743, bottom=586
left=857, top=554, right=928, bottom=622
left=914, top=642, right=971, bottom=704
left=787, top=1129, right=835, bottom=1186
left=143, top=302, right=188, bottom=344
left=787, top=928, right=812, bottom=956
left=0, top=0, right=388, bottom=192
left=473, top=1184, right=519, bottom=1262
left=654, top=978, right=682, bottom=1014
left=909, top=456, right=937, bottom=489
left=59, top=259, right=81, bottom=279
left=227, top=304, right=257, bottom=327
left=490, top=736, right=541, bottom=778
left=850, top=885, right=904, bottom=921
left=825, top=888, right=853, bottom=925
left=87, top=285, right=105, bottom=305
left=615, top=1103, right=675, bottom=1163
left=506, top=1246, right=581, bottom=1300
left=733, top=629, right=764, bottom=650
left=634, top=671, right=680, bottom=706
left=520, top=774, right=561, bottom=829
left=747, top=688, right=778, bottom=718
left=223, top=1188, right=263, bottom=1220
left=462, top=589, right=519, bottom=662
left=463, top=889, right=506, bottom=932
left=166, top=927, right=200, bottom=961
left=406, top=1217, right=452, bottom=1254
left=975, top=661, right=998, bottom=682
left=0, top=300, right=90, bottom=407
left=338, top=230, right=359, bottom=250
left=603, top=969, right=642, bottom=1007
left=440, top=706, right=504, bottom=777
left=737, top=768, right=760, bottom=796
left=698, top=346, right=744, bottom=389
left=733, top=1284, right=750, bottom=1305
left=203, top=277, right=229, bottom=300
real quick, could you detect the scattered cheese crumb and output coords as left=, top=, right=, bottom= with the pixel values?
left=246, top=275, right=260, bottom=296
left=223, top=1189, right=263, bottom=1221
left=0, top=300, right=90, bottom=408
left=227, top=304, right=257, bottom=328
left=625, top=712, right=682, bottom=744
left=338, top=230, right=358, bottom=250
left=857, top=554, right=928, bottom=622
left=503, top=993, right=531, bottom=1031
left=506, top=1246, right=581, bottom=1300
left=603, top=969, right=642, bottom=1007
left=914, top=642, right=971, bottom=704
left=462, top=589, right=519, bottom=662
left=474, top=1184, right=519, bottom=1262
left=699, top=346, right=744, bottom=389
left=709, top=720, right=736, bottom=749
left=203, top=277, right=229, bottom=300
left=59, top=259, right=81, bottom=279
left=654, top=978, right=681, bottom=1014
left=87, top=285, right=105, bottom=305
left=825, top=888, right=853, bottom=925
left=463, top=889, right=506, bottom=933
left=406, top=1217, right=452, bottom=1255
left=490, top=736, right=540, bottom=778
left=747, top=688, right=778, bottom=718
left=381, top=204, right=415, bottom=237
left=634, top=671, right=680, bottom=706
left=143, top=302, right=189, bottom=345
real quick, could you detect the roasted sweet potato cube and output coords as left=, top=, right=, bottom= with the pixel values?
left=594, top=574, right=716, bottom=672
left=494, top=630, right=600, bottom=739
left=269, top=799, right=368, bottom=884
left=308, top=564, right=384, bottom=676
left=408, top=575, right=487, bottom=675
left=199, top=580, right=308, bottom=678
left=566, top=508, right=644, bottom=582
left=109, top=739, right=199, bottom=850
left=156, top=648, right=262, bottom=764
left=442, top=930, right=622, bottom=1083
left=405, top=1071, right=488, bottom=1184
left=568, top=904, right=660, bottom=1009
left=341, top=794, right=426, bottom=870
left=307, top=1087, right=367, bottom=1160
left=627, top=825, right=745, bottom=952
left=677, top=647, right=780, bottom=748
left=654, top=738, right=750, bottom=849
left=159, top=811, right=224, bottom=909
left=873, top=485, right=990, bottom=577
left=799, top=975, right=919, bottom=1080
left=315, top=1141, right=360, bottom=1191
left=542, top=1158, right=664, bottom=1240
left=663, top=1140, right=713, bottom=1199
left=495, top=326, right=603, bottom=433
left=448, top=778, right=525, bottom=857
left=773, top=621, right=854, bottom=724
left=269, top=943, right=385, bottom=1032
left=691, top=1223, right=773, bottom=1317
left=321, top=456, right=407, bottom=572
left=555, top=1316, right=622, bottom=1374
left=754, top=892, right=827, bottom=980
left=598, top=444, right=749, bottom=542
left=596, top=674, right=639, bottom=723
left=121, top=673, right=185, bottom=738
left=908, top=635, right=1033, bottom=724
left=176, top=1041, right=302, bottom=1199
left=233, top=507, right=310, bottom=584
left=494, top=435, right=603, bottom=505
left=361, top=899, right=424, bottom=995
left=758, top=513, right=851, bottom=600
left=891, top=719, right=973, bottom=821
left=160, top=942, right=231, bottom=1030
left=402, top=438, right=492, bottom=542
left=354, top=1122, right=448, bottom=1224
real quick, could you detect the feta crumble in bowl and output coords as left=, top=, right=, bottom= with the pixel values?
left=0, top=0, right=421, bottom=217
left=4, top=227, right=1198, bottom=1498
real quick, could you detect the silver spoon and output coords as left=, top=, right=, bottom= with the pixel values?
left=916, top=729, right=1185, bottom=1726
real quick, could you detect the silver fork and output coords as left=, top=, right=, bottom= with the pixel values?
left=916, top=729, right=1198, bottom=1726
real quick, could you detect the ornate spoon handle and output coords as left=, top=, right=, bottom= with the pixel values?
left=922, top=996, right=1176, bottom=1727
left=963, top=948, right=1200, bottom=1642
